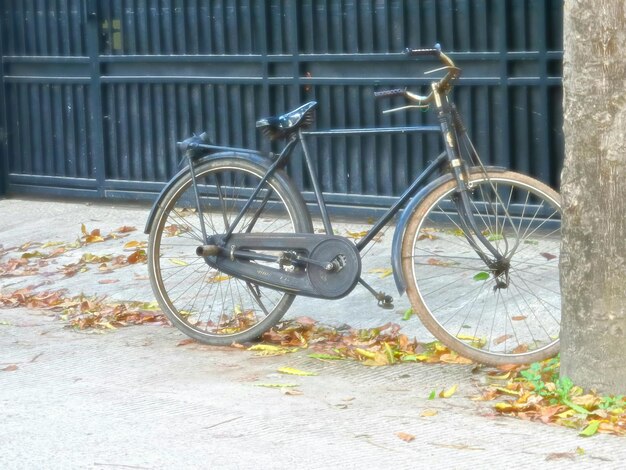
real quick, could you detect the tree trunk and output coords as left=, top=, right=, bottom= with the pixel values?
left=560, top=0, right=626, bottom=394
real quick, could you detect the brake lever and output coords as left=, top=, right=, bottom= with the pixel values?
left=424, top=65, right=461, bottom=75
left=383, top=104, right=429, bottom=114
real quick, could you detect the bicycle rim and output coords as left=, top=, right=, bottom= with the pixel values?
left=148, top=158, right=309, bottom=344
left=402, top=171, right=562, bottom=365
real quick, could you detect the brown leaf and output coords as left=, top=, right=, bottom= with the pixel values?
left=98, top=279, right=119, bottom=284
left=511, top=315, right=527, bottom=321
left=2, top=364, right=18, bottom=372
left=511, top=344, right=529, bottom=354
left=127, top=249, right=147, bottom=264
left=493, top=334, right=513, bottom=345
left=545, top=452, right=575, bottom=461
left=540, top=252, right=557, bottom=261
left=426, top=258, right=456, bottom=267
left=177, top=338, right=196, bottom=347
left=396, top=432, right=415, bottom=442
left=115, top=226, right=137, bottom=233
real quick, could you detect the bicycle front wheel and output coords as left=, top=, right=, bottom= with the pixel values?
left=401, top=170, right=562, bottom=365
left=148, top=156, right=312, bottom=345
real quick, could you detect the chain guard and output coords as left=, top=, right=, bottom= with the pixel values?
left=307, top=238, right=361, bottom=298
left=207, top=233, right=361, bottom=299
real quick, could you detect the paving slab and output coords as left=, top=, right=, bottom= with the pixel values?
left=1, top=197, right=624, bottom=469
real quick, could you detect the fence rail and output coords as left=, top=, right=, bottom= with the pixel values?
left=0, top=0, right=563, bottom=213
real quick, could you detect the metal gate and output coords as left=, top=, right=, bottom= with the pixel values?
left=0, top=0, right=563, bottom=212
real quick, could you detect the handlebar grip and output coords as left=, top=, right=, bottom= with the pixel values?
left=373, top=88, right=406, bottom=98
left=404, top=44, right=441, bottom=57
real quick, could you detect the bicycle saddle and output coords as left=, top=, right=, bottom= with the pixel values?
left=256, top=101, right=317, bottom=139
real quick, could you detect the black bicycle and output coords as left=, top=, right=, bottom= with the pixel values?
left=144, top=46, right=562, bottom=365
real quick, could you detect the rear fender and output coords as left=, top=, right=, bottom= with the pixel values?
left=390, top=166, right=507, bottom=295
left=144, top=151, right=276, bottom=235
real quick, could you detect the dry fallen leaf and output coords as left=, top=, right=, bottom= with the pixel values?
left=277, top=367, right=317, bottom=376
left=439, top=384, right=458, bottom=398
left=2, top=365, right=18, bottom=372
left=396, top=432, right=416, bottom=442
left=421, top=409, right=439, bottom=417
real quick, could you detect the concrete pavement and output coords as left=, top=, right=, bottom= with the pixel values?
left=1, top=197, right=624, bottom=469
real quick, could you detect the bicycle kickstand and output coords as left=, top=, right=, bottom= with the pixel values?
left=358, top=278, right=394, bottom=309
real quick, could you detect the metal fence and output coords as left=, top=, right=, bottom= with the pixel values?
left=0, top=0, right=563, bottom=211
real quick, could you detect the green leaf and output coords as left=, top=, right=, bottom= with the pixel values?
left=562, top=398, right=589, bottom=415
left=402, top=307, right=413, bottom=321
left=21, top=251, right=46, bottom=259
left=473, top=271, right=490, bottom=281
left=579, top=420, right=600, bottom=437
left=428, top=390, right=436, bottom=400
left=255, top=383, right=298, bottom=389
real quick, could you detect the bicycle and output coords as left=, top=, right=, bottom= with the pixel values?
left=144, top=45, right=562, bottom=365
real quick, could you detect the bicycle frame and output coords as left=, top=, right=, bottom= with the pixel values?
left=220, top=90, right=503, bottom=252
left=145, top=54, right=511, bottom=299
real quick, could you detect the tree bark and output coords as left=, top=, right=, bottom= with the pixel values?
left=560, top=0, right=626, bottom=394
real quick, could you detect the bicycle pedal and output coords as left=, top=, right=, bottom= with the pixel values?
left=377, top=295, right=394, bottom=310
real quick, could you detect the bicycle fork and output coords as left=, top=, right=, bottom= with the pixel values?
left=434, top=86, right=512, bottom=285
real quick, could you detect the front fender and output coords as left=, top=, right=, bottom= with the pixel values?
left=144, top=151, right=272, bottom=235
left=390, top=166, right=507, bottom=295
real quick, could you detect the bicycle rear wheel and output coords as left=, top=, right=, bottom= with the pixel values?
left=401, top=170, right=561, bottom=365
left=148, top=156, right=312, bottom=345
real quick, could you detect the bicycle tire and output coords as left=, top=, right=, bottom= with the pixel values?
left=401, top=170, right=562, bottom=365
left=148, top=155, right=313, bottom=345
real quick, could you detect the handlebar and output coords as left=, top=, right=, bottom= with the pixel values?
left=375, top=44, right=460, bottom=108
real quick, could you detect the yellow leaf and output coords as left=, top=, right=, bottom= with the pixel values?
left=207, top=274, right=231, bottom=283
left=413, top=354, right=431, bottom=361
left=439, top=353, right=473, bottom=365
left=41, top=241, right=64, bottom=248
left=457, top=334, right=481, bottom=342
left=248, top=344, right=297, bottom=356
left=439, top=384, right=458, bottom=398
left=494, top=387, right=522, bottom=396
left=495, top=402, right=515, bottom=412
left=379, top=268, right=393, bottom=278
left=489, top=372, right=511, bottom=381
left=123, top=240, right=147, bottom=250
left=368, top=267, right=393, bottom=278
left=346, top=230, right=368, bottom=239
left=248, top=344, right=283, bottom=352
left=169, top=258, right=189, bottom=266
left=355, top=348, right=376, bottom=360
left=421, top=409, right=439, bottom=417
left=277, top=367, right=317, bottom=376
left=85, top=235, right=105, bottom=244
